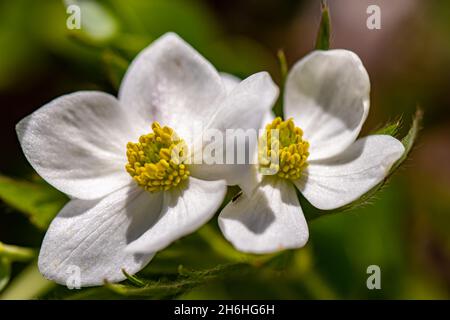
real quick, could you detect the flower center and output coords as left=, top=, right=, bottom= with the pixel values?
left=258, top=117, right=309, bottom=180
left=125, top=122, right=190, bottom=192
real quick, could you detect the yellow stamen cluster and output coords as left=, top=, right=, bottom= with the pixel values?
left=125, top=122, right=190, bottom=192
left=259, top=117, right=309, bottom=180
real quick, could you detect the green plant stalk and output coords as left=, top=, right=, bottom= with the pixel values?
left=273, top=50, right=288, bottom=118
left=197, top=225, right=248, bottom=262
left=302, top=269, right=337, bottom=299
left=0, top=242, right=36, bottom=262
left=292, top=249, right=338, bottom=299
left=277, top=49, right=288, bottom=88
left=197, top=225, right=281, bottom=269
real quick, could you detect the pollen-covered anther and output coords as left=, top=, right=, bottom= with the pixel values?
left=125, top=122, right=190, bottom=192
left=259, top=117, right=309, bottom=180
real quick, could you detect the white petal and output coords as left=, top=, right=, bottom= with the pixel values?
left=16, top=91, right=135, bottom=200
left=294, top=135, right=405, bottom=210
left=119, top=33, right=226, bottom=143
left=220, top=72, right=240, bottom=94
left=284, top=50, right=370, bottom=160
left=230, top=111, right=278, bottom=194
left=38, top=183, right=162, bottom=286
left=126, top=177, right=226, bottom=254
left=238, top=110, right=276, bottom=195
left=189, top=72, right=278, bottom=194
left=218, top=177, right=309, bottom=254
left=206, top=72, right=278, bottom=133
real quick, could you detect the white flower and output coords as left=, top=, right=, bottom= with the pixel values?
left=218, top=50, right=406, bottom=254
left=16, top=33, right=278, bottom=286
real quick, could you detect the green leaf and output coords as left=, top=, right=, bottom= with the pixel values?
left=372, top=116, right=403, bottom=137
left=0, top=257, right=11, bottom=292
left=391, top=108, right=423, bottom=173
left=315, top=1, right=331, bottom=50
left=0, top=0, right=43, bottom=90
left=0, top=175, right=68, bottom=230
left=307, top=108, right=423, bottom=220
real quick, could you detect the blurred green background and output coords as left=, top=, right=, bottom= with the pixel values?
left=0, top=0, right=449, bottom=299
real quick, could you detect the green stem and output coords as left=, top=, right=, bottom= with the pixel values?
left=0, top=242, right=36, bottom=262
left=302, top=269, right=338, bottom=299
left=277, top=49, right=288, bottom=87
left=197, top=225, right=247, bottom=262
left=273, top=50, right=288, bottom=118
left=293, top=249, right=338, bottom=299
left=197, top=225, right=278, bottom=268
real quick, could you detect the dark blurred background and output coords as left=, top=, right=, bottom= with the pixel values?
left=0, top=0, right=449, bottom=299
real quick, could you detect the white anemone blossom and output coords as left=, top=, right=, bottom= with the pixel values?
left=218, top=50, right=406, bottom=254
left=16, top=33, right=278, bottom=286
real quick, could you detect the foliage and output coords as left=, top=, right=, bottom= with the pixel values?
left=0, top=175, right=67, bottom=230
left=315, top=1, right=331, bottom=50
